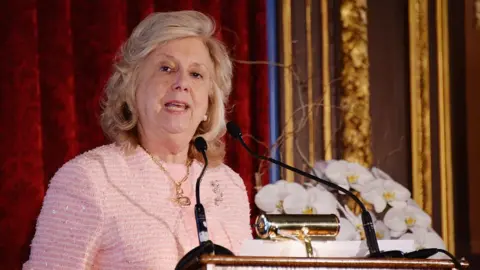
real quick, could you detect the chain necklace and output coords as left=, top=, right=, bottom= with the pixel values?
left=149, top=154, right=193, bottom=207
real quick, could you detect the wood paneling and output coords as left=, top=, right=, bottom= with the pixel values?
left=278, top=0, right=334, bottom=177
left=465, top=0, right=480, bottom=256
left=447, top=0, right=469, bottom=258
left=428, top=0, right=442, bottom=242
left=290, top=0, right=313, bottom=177
left=367, top=0, right=411, bottom=189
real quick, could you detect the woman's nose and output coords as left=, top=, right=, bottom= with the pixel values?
left=172, top=71, right=191, bottom=92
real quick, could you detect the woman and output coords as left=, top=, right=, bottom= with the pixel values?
left=23, top=10, right=252, bottom=270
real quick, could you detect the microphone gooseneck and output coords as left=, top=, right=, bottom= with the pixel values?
left=226, top=121, right=384, bottom=257
left=193, top=137, right=210, bottom=244
left=174, top=136, right=233, bottom=270
left=404, top=249, right=461, bottom=269
left=194, top=137, right=208, bottom=206
left=226, top=121, right=465, bottom=266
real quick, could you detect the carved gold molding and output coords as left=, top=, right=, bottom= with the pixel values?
left=436, top=0, right=455, bottom=254
left=282, top=0, right=294, bottom=182
left=408, top=0, right=433, bottom=216
left=321, top=0, right=333, bottom=160
left=340, top=0, right=372, bottom=167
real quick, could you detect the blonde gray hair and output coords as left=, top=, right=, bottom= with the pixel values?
left=100, top=11, right=233, bottom=166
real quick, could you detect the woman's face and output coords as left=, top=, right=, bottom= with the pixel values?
left=135, top=37, right=213, bottom=145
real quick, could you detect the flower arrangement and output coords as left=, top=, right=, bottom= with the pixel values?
left=254, top=159, right=446, bottom=258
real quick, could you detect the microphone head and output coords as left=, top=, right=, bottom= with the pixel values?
left=194, top=137, right=208, bottom=152
left=226, top=121, right=242, bottom=139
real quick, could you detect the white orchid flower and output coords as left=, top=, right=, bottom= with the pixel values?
left=255, top=179, right=343, bottom=215
left=339, top=205, right=376, bottom=240
left=371, top=166, right=393, bottom=180
left=383, top=205, right=432, bottom=237
left=399, top=228, right=447, bottom=259
left=306, top=186, right=340, bottom=216
left=272, top=179, right=292, bottom=200
left=374, top=220, right=391, bottom=240
left=406, top=197, right=422, bottom=208
left=336, top=217, right=360, bottom=241
left=254, top=179, right=292, bottom=213
left=341, top=205, right=363, bottom=230
left=337, top=204, right=391, bottom=241
left=282, top=184, right=308, bottom=214
left=324, top=160, right=374, bottom=192
left=361, top=178, right=411, bottom=213
left=278, top=181, right=312, bottom=214
left=283, top=182, right=343, bottom=215
left=254, top=183, right=280, bottom=213
left=312, top=160, right=336, bottom=178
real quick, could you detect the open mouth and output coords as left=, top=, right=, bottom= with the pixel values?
left=164, top=101, right=190, bottom=112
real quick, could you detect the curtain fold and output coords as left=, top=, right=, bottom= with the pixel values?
left=37, top=1, right=79, bottom=184
left=0, top=1, right=46, bottom=268
left=0, top=1, right=268, bottom=269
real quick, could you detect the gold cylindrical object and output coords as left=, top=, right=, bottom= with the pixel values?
left=254, top=214, right=340, bottom=241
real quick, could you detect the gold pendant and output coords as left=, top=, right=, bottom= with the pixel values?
left=175, top=196, right=191, bottom=207
left=173, top=184, right=191, bottom=207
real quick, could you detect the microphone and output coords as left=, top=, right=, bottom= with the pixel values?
left=193, top=137, right=209, bottom=244
left=226, top=121, right=465, bottom=266
left=175, top=137, right=234, bottom=270
left=226, top=121, right=401, bottom=258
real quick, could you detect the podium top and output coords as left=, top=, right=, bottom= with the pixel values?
left=200, top=255, right=469, bottom=269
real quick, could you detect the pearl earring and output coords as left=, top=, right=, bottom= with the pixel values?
left=203, top=115, right=208, bottom=121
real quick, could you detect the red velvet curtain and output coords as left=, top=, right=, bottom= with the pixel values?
left=0, top=1, right=269, bottom=269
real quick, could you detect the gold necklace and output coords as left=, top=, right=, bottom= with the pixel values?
left=150, top=155, right=193, bottom=207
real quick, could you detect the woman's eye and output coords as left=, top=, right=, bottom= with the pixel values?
left=160, top=66, right=172, bottom=72
left=191, top=72, right=203, bottom=79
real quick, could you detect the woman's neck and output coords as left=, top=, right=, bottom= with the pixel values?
left=137, top=123, right=194, bottom=164
left=140, top=138, right=189, bottom=164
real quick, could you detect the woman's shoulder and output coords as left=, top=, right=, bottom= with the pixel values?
left=206, top=162, right=238, bottom=177
left=42, top=144, right=124, bottom=210
left=52, top=143, right=122, bottom=181
left=62, top=143, right=121, bottom=168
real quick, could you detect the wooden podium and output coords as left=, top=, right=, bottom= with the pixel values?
left=199, top=255, right=469, bottom=269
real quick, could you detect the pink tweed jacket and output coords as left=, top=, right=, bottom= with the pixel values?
left=23, top=144, right=252, bottom=269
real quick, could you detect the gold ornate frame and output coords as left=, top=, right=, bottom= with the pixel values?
left=408, top=0, right=455, bottom=252
left=340, top=0, right=373, bottom=167
left=282, top=0, right=294, bottom=182
left=408, top=0, right=433, bottom=216
left=321, top=0, right=332, bottom=161
left=436, top=0, right=455, bottom=253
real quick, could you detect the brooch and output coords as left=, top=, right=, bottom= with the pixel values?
left=210, top=180, right=223, bottom=206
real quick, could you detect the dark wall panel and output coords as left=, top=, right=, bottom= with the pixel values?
left=464, top=0, right=480, bottom=260
left=367, top=0, right=411, bottom=188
